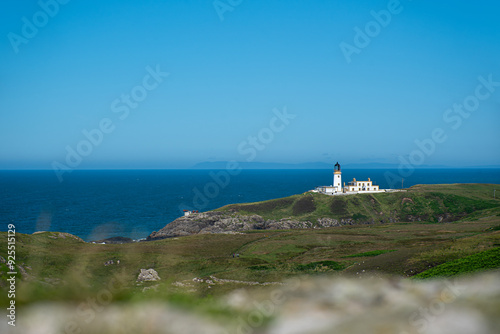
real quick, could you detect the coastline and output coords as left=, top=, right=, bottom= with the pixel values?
left=1, top=173, right=499, bottom=241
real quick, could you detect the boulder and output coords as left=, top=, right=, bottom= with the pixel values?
left=137, top=269, right=161, bottom=282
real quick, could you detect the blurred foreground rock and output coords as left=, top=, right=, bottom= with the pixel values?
left=2, top=271, right=500, bottom=334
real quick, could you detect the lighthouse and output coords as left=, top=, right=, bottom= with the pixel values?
left=314, top=162, right=386, bottom=195
left=333, top=162, right=342, bottom=193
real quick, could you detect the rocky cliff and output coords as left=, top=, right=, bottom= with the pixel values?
left=147, top=211, right=355, bottom=241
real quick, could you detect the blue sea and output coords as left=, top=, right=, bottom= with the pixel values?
left=1, top=169, right=499, bottom=241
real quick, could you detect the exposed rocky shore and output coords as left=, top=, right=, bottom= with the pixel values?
left=147, top=211, right=358, bottom=241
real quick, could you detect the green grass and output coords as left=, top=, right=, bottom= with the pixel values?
left=342, top=249, right=397, bottom=258
left=218, top=184, right=500, bottom=224
left=240, top=243, right=308, bottom=263
left=1, top=216, right=499, bottom=306
left=248, top=265, right=272, bottom=271
left=413, top=247, right=500, bottom=279
left=0, top=184, right=499, bottom=307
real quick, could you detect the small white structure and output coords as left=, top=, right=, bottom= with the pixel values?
left=315, top=162, right=386, bottom=195
left=183, top=210, right=199, bottom=217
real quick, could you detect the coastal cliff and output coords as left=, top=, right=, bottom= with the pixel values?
left=147, top=212, right=355, bottom=240
left=147, top=184, right=499, bottom=241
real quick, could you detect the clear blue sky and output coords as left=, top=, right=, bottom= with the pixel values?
left=1, top=0, right=499, bottom=169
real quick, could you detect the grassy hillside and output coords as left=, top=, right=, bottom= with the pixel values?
left=1, top=184, right=499, bottom=308
left=413, top=246, right=500, bottom=279
left=217, top=183, right=500, bottom=224
left=1, top=213, right=499, bottom=306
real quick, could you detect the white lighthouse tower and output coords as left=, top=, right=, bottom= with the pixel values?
left=333, top=162, right=342, bottom=193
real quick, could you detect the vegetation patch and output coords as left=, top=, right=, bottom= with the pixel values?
left=413, top=247, right=500, bottom=279
left=292, top=196, right=316, bottom=216
left=440, top=193, right=497, bottom=214
left=330, top=197, right=348, bottom=216
left=247, top=265, right=272, bottom=271
left=295, top=260, right=345, bottom=272
left=342, top=249, right=396, bottom=258
left=235, top=197, right=294, bottom=214
left=352, top=213, right=369, bottom=221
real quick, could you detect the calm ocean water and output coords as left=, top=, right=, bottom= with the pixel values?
left=1, top=169, right=499, bottom=241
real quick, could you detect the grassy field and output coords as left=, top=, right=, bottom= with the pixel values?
left=413, top=246, right=500, bottom=279
left=1, top=183, right=499, bottom=308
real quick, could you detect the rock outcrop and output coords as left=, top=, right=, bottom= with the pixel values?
left=32, top=231, right=84, bottom=242
left=147, top=212, right=356, bottom=241
left=136, top=269, right=161, bottom=282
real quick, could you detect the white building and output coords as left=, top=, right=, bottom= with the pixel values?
left=315, top=162, right=385, bottom=195
left=183, top=210, right=199, bottom=217
left=345, top=177, right=380, bottom=193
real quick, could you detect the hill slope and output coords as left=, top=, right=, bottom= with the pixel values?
left=148, top=184, right=499, bottom=240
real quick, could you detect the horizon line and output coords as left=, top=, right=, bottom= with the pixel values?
left=1, top=166, right=500, bottom=171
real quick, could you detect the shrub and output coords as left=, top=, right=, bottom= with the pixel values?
left=295, top=260, right=344, bottom=272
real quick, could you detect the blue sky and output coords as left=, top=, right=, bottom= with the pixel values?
left=1, top=0, right=499, bottom=169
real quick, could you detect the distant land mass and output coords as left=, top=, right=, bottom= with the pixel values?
left=192, top=161, right=333, bottom=169
left=191, top=161, right=500, bottom=170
